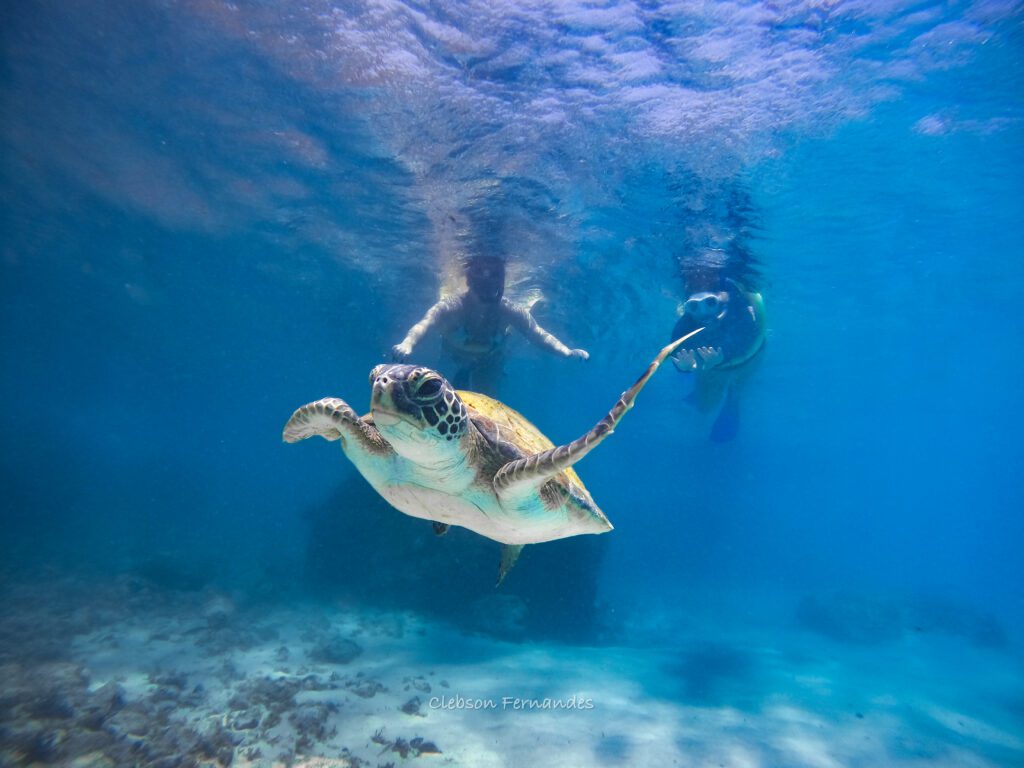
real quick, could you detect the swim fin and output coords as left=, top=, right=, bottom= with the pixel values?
left=710, top=385, right=740, bottom=442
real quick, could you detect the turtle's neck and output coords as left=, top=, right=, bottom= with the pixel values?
left=414, top=446, right=470, bottom=480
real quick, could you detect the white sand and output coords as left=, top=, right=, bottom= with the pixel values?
left=49, top=590, right=1022, bottom=768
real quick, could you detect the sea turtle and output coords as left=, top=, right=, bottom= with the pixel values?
left=283, top=328, right=703, bottom=584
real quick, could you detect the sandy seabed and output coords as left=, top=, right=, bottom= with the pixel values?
left=1, top=576, right=1021, bottom=768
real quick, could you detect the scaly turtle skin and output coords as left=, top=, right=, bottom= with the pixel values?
left=283, top=328, right=703, bottom=583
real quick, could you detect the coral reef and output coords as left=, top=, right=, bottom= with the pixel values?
left=0, top=578, right=444, bottom=768
left=371, top=728, right=442, bottom=759
left=0, top=660, right=239, bottom=767
left=310, top=634, right=363, bottom=665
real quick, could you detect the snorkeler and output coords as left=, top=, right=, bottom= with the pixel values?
left=392, top=255, right=589, bottom=394
left=670, top=276, right=766, bottom=442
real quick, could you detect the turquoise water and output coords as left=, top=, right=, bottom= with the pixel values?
left=1, top=1, right=1022, bottom=766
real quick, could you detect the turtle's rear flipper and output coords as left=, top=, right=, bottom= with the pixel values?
left=493, top=328, right=704, bottom=496
left=497, top=545, right=524, bottom=586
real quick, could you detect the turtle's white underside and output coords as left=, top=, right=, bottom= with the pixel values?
left=343, top=435, right=607, bottom=546
left=378, top=482, right=596, bottom=545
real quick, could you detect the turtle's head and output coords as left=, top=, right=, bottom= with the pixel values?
left=369, top=364, right=469, bottom=463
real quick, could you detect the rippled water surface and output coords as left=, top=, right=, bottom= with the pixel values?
left=1, top=1, right=1022, bottom=766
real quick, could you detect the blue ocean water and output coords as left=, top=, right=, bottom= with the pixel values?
left=1, top=1, right=1022, bottom=766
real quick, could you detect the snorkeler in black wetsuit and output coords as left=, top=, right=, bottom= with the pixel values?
left=670, top=273, right=766, bottom=442
left=392, top=256, right=588, bottom=394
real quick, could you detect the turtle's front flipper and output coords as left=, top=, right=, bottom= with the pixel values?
left=283, top=398, right=391, bottom=456
left=493, top=328, right=703, bottom=495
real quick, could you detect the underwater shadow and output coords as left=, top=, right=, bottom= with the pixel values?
left=302, top=476, right=609, bottom=644
left=796, top=592, right=1009, bottom=649
left=593, top=733, right=633, bottom=764
left=656, top=642, right=761, bottom=710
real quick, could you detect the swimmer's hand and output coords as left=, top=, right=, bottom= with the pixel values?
left=672, top=346, right=724, bottom=372
left=673, top=349, right=697, bottom=372
left=392, top=342, right=413, bottom=362
left=569, top=348, right=590, bottom=361
left=697, top=346, right=724, bottom=369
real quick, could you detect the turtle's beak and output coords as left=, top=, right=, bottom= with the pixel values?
left=370, top=373, right=395, bottom=421
left=370, top=378, right=411, bottom=428
left=372, top=408, right=402, bottom=427
left=370, top=387, right=403, bottom=427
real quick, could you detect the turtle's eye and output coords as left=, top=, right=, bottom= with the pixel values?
left=415, top=377, right=443, bottom=400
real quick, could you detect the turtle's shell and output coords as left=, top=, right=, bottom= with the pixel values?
left=457, top=390, right=586, bottom=488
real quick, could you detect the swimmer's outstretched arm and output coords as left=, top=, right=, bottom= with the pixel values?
left=392, top=297, right=460, bottom=361
left=502, top=299, right=589, bottom=360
